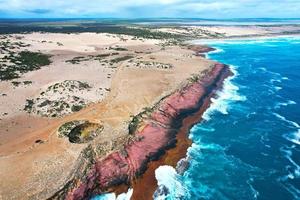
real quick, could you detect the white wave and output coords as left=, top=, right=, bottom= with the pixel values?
left=274, top=86, right=282, bottom=91
left=92, top=193, right=115, bottom=200
left=116, top=189, right=133, bottom=200
left=273, top=113, right=300, bottom=128
left=205, top=48, right=224, bottom=59
left=91, top=188, right=133, bottom=200
left=202, top=66, right=246, bottom=121
left=287, top=100, right=296, bottom=105
left=270, top=78, right=282, bottom=83
left=275, top=100, right=296, bottom=109
left=190, top=123, right=215, bottom=133
left=258, top=67, right=267, bottom=72
left=283, top=130, right=300, bottom=145
left=247, top=178, right=259, bottom=199
left=198, top=143, right=224, bottom=151
left=196, top=126, right=215, bottom=132
left=282, top=77, right=289, bottom=80
left=280, top=147, right=300, bottom=179
left=258, top=67, right=281, bottom=77
left=209, top=48, right=224, bottom=54
left=153, top=165, right=188, bottom=200
left=281, top=184, right=300, bottom=200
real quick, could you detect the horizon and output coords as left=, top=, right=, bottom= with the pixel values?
left=1, top=0, right=300, bottom=19
left=1, top=17, right=300, bottom=20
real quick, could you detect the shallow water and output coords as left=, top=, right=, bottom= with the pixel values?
left=154, top=37, right=300, bottom=200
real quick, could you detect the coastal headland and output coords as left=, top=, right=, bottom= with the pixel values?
left=0, top=22, right=299, bottom=200
left=0, top=31, right=217, bottom=199
left=64, top=63, right=231, bottom=200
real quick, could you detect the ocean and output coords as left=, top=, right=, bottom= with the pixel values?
left=92, top=36, right=300, bottom=200
left=153, top=37, right=300, bottom=200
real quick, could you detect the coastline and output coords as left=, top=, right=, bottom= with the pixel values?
left=190, top=33, right=300, bottom=45
left=130, top=64, right=232, bottom=200
left=1, top=32, right=219, bottom=199
left=63, top=59, right=232, bottom=199
left=0, top=21, right=299, bottom=200
left=4, top=32, right=294, bottom=200
left=162, top=36, right=300, bottom=200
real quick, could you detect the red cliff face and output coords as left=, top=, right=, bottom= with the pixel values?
left=66, top=63, right=231, bottom=200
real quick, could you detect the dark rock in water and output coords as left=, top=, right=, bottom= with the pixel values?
left=153, top=185, right=169, bottom=199
left=176, top=157, right=190, bottom=175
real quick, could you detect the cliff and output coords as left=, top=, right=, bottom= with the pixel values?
left=58, top=63, right=231, bottom=200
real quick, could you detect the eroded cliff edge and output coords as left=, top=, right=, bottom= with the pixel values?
left=49, top=62, right=231, bottom=200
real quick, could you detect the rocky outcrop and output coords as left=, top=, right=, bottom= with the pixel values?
left=188, top=45, right=216, bottom=57
left=51, top=63, right=231, bottom=200
left=176, top=157, right=190, bottom=175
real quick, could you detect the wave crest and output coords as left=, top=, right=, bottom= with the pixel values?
left=153, top=165, right=188, bottom=200
left=202, top=66, right=246, bottom=121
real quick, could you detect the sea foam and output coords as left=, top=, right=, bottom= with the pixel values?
left=273, top=113, right=300, bottom=128
left=283, top=129, right=300, bottom=145
left=202, top=65, right=246, bottom=121
left=153, top=165, right=188, bottom=200
left=91, top=188, right=133, bottom=200
left=274, top=100, right=296, bottom=109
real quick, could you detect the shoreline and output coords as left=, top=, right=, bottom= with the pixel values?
left=0, top=27, right=299, bottom=199
left=1, top=32, right=218, bottom=199
left=1, top=25, right=299, bottom=200
left=64, top=60, right=232, bottom=199
left=130, top=67, right=231, bottom=199
left=130, top=63, right=232, bottom=200
left=189, top=33, right=300, bottom=44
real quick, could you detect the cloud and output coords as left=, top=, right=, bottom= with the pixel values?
left=0, top=0, right=300, bottom=18
left=26, top=9, right=51, bottom=14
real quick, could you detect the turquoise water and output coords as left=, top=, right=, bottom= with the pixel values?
left=154, top=37, right=300, bottom=200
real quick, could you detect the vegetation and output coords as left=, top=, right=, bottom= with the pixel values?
left=71, top=105, right=84, bottom=112
left=0, top=22, right=185, bottom=40
left=110, top=55, right=134, bottom=63
left=11, top=80, right=33, bottom=87
left=128, top=115, right=140, bottom=135
left=65, top=56, right=86, bottom=64
left=127, top=60, right=173, bottom=69
left=65, top=53, right=119, bottom=64
left=109, top=47, right=128, bottom=51
left=188, top=74, right=200, bottom=83
left=23, top=80, right=32, bottom=85
left=46, top=80, right=91, bottom=92
left=68, top=122, right=103, bottom=143
left=24, top=80, right=90, bottom=117
left=58, top=120, right=86, bottom=138
left=11, top=81, right=21, bottom=87
left=58, top=120, right=102, bottom=143
left=0, top=51, right=51, bottom=81
left=24, top=99, right=34, bottom=111
left=128, top=107, right=154, bottom=134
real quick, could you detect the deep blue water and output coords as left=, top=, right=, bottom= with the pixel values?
left=153, top=37, right=300, bottom=200
left=93, top=37, right=300, bottom=200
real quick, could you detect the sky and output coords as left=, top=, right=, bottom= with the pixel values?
left=0, top=0, right=300, bottom=19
